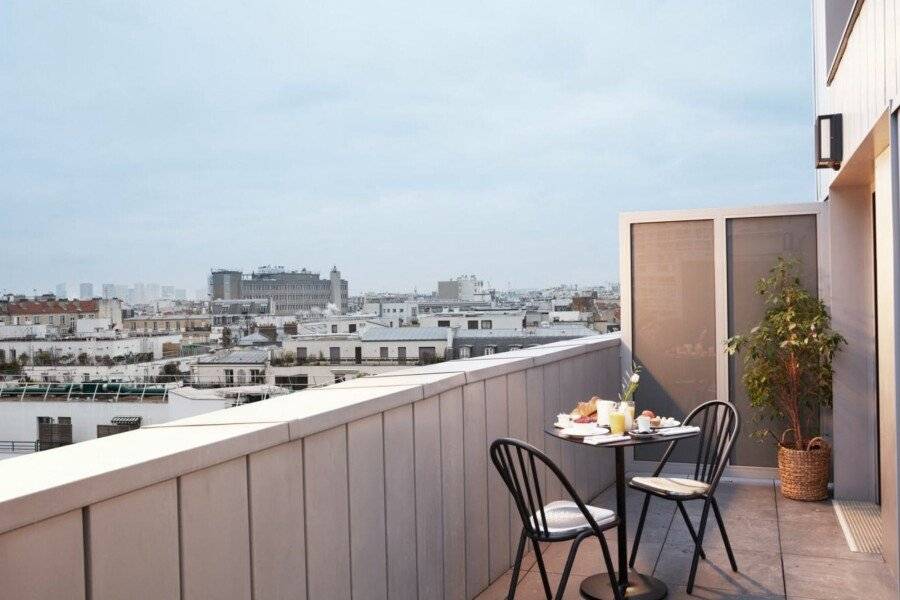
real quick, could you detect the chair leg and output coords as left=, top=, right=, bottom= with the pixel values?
left=507, top=530, right=527, bottom=599
left=676, top=501, right=706, bottom=560
left=554, top=531, right=590, bottom=600
left=531, top=538, right=552, bottom=600
left=598, top=532, right=625, bottom=600
left=629, top=493, right=651, bottom=567
left=711, top=498, right=738, bottom=572
left=686, top=500, right=711, bottom=594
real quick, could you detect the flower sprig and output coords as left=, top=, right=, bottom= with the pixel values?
left=620, top=362, right=642, bottom=404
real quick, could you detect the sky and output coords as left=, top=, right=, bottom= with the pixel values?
left=0, top=1, right=814, bottom=296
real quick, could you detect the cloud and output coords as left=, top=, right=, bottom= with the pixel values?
left=0, top=0, right=813, bottom=294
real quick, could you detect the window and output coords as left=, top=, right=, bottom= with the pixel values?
left=459, top=346, right=471, bottom=358
left=275, top=375, right=308, bottom=391
left=224, top=369, right=234, bottom=384
left=354, top=346, right=362, bottom=364
left=418, top=346, right=436, bottom=362
left=329, top=347, right=340, bottom=364
left=331, top=324, right=338, bottom=333
left=480, top=320, right=492, bottom=329
left=398, top=346, right=407, bottom=364
left=438, top=320, right=451, bottom=327
left=348, top=323, right=357, bottom=333
left=484, top=346, right=496, bottom=355
left=380, top=346, right=388, bottom=360
left=825, top=0, right=856, bottom=75
left=467, top=320, right=478, bottom=330
left=296, top=347, right=307, bottom=363
left=250, top=369, right=263, bottom=384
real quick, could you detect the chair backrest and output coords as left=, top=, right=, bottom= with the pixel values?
left=682, top=400, right=740, bottom=487
left=489, top=437, right=601, bottom=540
left=652, top=400, right=740, bottom=492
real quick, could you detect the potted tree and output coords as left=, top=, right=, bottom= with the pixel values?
left=725, top=258, right=845, bottom=501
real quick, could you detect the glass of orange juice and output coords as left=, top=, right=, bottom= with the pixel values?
left=609, top=411, right=626, bottom=435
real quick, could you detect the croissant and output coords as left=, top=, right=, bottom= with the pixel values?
left=569, top=396, right=600, bottom=419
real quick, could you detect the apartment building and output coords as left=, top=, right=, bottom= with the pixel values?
left=191, top=350, right=268, bottom=386
left=209, top=299, right=272, bottom=326
left=418, top=310, right=525, bottom=330
left=123, top=315, right=212, bottom=334
left=209, top=266, right=348, bottom=314
left=0, top=298, right=123, bottom=332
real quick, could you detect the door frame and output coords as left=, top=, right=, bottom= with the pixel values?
left=619, top=202, right=829, bottom=478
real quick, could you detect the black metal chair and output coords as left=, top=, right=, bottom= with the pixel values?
left=628, top=400, right=740, bottom=594
left=490, top=438, right=624, bottom=600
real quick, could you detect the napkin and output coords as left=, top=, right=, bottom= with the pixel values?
left=658, top=425, right=701, bottom=436
left=583, top=434, right=630, bottom=445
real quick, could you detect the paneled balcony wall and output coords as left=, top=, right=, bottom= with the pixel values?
left=0, top=333, right=621, bottom=600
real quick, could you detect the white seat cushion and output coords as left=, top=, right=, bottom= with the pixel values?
left=530, top=500, right=615, bottom=534
left=630, top=476, right=710, bottom=497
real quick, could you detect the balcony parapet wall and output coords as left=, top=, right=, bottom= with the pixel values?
left=0, top=333, right=621, bottom=600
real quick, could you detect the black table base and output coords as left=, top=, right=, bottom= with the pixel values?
left=580, top=570, right=668, bottom=600
left=545, top=425, right=700, bottom=600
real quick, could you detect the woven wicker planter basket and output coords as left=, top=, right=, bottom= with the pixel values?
left=777, top=431, right=831, bottom=501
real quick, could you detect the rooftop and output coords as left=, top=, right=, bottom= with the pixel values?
left=196, top=349, right=269, bottom=364
left=360, top=326, right=448, bottom=341
left=5, top=299, right=100, bottom=315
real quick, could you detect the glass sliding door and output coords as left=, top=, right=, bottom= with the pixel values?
left=631, top=220, right=718, bottom=461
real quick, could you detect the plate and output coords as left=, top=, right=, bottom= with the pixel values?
left=652, top=420, right=681, bottom=430
left=559, top=424, right=609, bottom=438
left=629, top=430, right=658, bottom=439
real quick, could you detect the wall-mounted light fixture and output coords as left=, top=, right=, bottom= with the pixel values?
left=815, top=113, right=843, bottom=170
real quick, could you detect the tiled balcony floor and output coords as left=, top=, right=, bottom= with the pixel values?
left=476, top=478, right=899, bottom=600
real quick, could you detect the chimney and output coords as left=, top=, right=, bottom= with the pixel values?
left=330, top=267, right=342, bottom=314
left=446, top=326, right=459, bottom=360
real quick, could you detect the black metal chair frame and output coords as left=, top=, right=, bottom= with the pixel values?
left=490, top=437, right=624, bottom=600
left=628, top=400, right=740, bottom=594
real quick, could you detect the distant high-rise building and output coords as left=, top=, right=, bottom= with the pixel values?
left=147, top=283, right=161, bottom=302
left=209, top=269, right=243, bottom=300
left=102, top=284, right=115, bottom=299
left=133, top=283, right=146, bottom=304
left=55, top=283, right=67, bottom=299
left=174, top=288, right=187, bottom=300
left=115, top=285, right=128, bottom=300
left=79, top=283, right=93, bottom=300
left=437, top=274, right=487, bottom=302
left=209, top=266, right=348, bottom=314
left=161, top=285, right=175, bottom=300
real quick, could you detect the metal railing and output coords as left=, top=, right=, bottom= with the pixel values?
left=0, top=440, right=69, bottom=454
left=0, top=381, right=172, bottom=403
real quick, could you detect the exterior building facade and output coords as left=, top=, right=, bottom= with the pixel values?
left=810, top=0, right=900, bottom=583
left=436, top=274, right=490, bottom=302
left=191, top=350, right=269, bottom=386
left=418, top=310, right=525, bottom=330
left=0, top=334, right=181, bottom=365
left=0, top=298, right=123, bottom=332
left=209, top=266, right=349, bottom=315
left=209, top=299, right=272, bottom=326
left=124, top=315, right=211, bottom=334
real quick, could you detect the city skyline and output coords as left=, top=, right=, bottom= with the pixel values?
left=1, top=2, right=813, bottom=293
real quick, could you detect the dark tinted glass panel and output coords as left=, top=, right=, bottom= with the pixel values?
left=632, top=220, right=717, bottom=461
left=727, top=215, right=818, bottom=467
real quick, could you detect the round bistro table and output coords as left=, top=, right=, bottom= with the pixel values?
left=544, top=425, right=699, bottom=600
